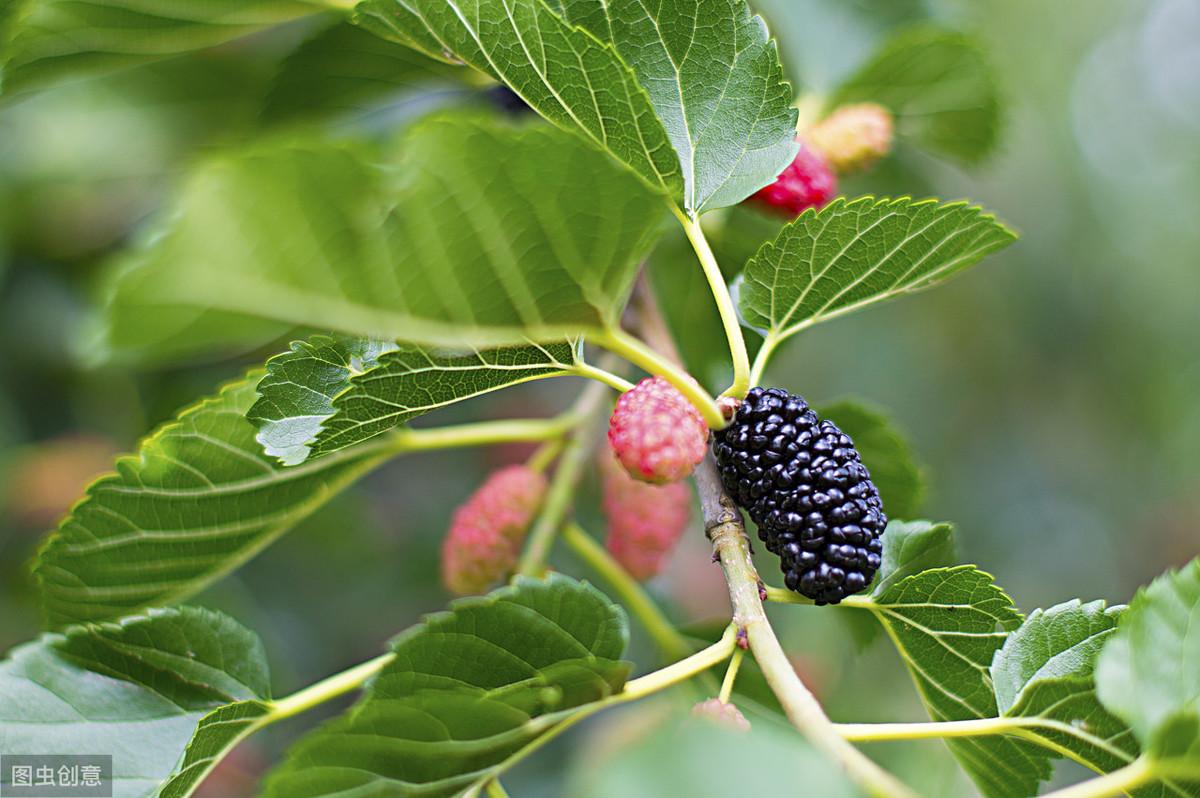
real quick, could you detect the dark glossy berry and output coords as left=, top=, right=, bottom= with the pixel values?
left=712, top=387, right=886, bottom=604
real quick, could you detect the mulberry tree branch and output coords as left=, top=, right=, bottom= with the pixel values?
left=630, top=272, right=917, bottom=798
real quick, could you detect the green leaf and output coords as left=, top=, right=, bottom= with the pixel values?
left=99, top=113, right=667, bottom=364
left=739, top=197, right=1016, bottom=352
left=0, top=607, right=272, bottom=798
left=830, top=27, right=1002, bottom=163
left=1097, top=559, right=1200, bottom=775
left=250, top=337, right=580, bottom=465
left=0, top=0, right=320, bottom=96
left=356, top=0, right=683, bottom=203
left=817, top=399, right=924, bottom=518
left=558, top=0, right=799, bottom=213
left=261, top=574, right=631, bottom=798
left=34, top=371, right=393, bottom=629
left=248, top=336, right=400, bottom=466
left=357, top=0, right=799, bottom=213
left=869, top=566, right=1051, bottom=798
left=995, top=599, right=1198, bottom=795
left=992, top=599, right=1123, bottom=715
left=262, top=20, right=462, bottom=126
left=871, top=519, right=956, bottom=598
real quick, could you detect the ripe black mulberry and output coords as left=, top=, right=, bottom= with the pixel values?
left=712, top=387, right=886, bottom=604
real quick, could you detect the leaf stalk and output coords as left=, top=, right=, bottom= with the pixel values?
left=672, top=207, right=752, bottom=398
left=595, top=327, right=726, bottom=429
left=562, top=522, right=691, bottom=661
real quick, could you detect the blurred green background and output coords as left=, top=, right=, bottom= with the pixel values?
left=0, top=0, right=1196, bottom=795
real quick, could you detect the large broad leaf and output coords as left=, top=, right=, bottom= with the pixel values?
left=249, top=336, right=580, bottom=465
left=818, top=399, right=924, bottom=518
left=261, top=574, right=631, bottom=797
left=869, top=566, right=1051, bottom=798
left=98, top=113, right=667, bottom=364
left=0, top=607, right=272, bottom=798
left=357, top=0, right=798, bottom=214
left=739, top=197, right=1015, bottom=352
left=262, top=20, right=463, bottom=126
left=558, top=0, right=799, bottom=213
left=0, top=0, right=320, bottom=96
left=1097, top=559, right=1200, bottom=783
left=356, top=0, right=681, bottom=203
left=34, top=372, right=393, bottom=629
left=829, top=27, right=1002, bottom=164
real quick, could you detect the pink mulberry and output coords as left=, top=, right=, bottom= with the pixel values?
left=608, top=376, right=708, bottom=484
left=441, top=465, right=546, bottom=595
left=599, top=451, right=691, bottom=581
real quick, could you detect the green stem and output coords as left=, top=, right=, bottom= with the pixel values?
left=695, top=456, right=916, bottom=798
left=562, top=522, right=691, bottom=661
left=474, top=625, right=737, bottom=791
left=484, top=780, right=511, bottom=798
left=835, top=717, right=1029, bottom=742
left=595, top=328, right=726, bottom=429
left=391, top=417, right=573, bottom=453
left=748, top=332, right=782, bottom=388
left=763, top=584, right=873, bottom=610
left=1039, top=757, right=1156, bottom=798
left=718, top=646, right=745, bottom=704
left=672, top=207, right=751, bottom=399
left=526, top=438, right=564, bottom=473
left=269, top=653, right=394, bottom=721
left=515, top=381, right=610, bottom=576
left=315, top=0, right=356, bottom=11
left=573, top=362, right=635, bottom=393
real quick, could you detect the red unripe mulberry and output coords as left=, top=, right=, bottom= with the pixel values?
left=748, top=143, right=837, bottom=218
left=599, top=451, right=691, bottom=581
left=608, top=376, right=708, bottom=484
left=441, top=465, right=546, bottom=595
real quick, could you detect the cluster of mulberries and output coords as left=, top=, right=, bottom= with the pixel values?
left=598, top=450, right=690, bottom=581
left=608, top=376, right=708, bottom=484
left=441, top=465, right=546, bottom=595
left=712, top=388, right=886, bottom=604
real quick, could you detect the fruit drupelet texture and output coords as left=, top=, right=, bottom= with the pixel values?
left=598, top=449, right=691, bottom=581
left=711, top=388, right=886, bottom=604
left=608, top=376, right=709, bottom=484
left=441, top=465, right=546, bottom=595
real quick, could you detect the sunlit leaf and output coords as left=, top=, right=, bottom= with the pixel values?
left=739, top=197, right=1015, bottom=351
left=357, top=0, right=798, bottom=213
left=248, top=336, right=580, bottom=464
left=1097, top=559, right=1200, bottom=783
left=98, top=114, right=667, bottom=364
